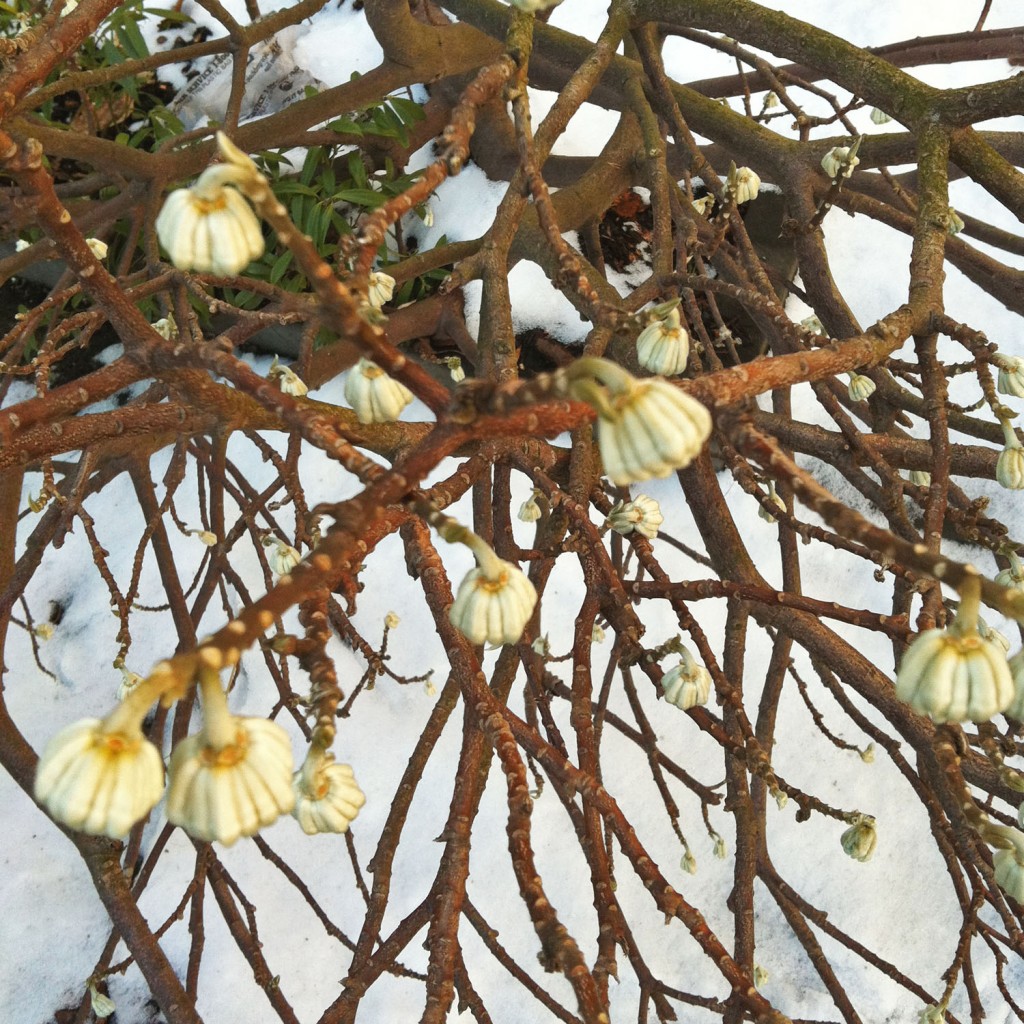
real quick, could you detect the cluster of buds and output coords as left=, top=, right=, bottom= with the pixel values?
left=34, top=663, right=366, bottom=843
left=840, top=814, right=877, bottom=862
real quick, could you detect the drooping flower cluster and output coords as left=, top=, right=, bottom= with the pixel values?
left=896, top=577, right=1015, bottom=723
left=566, top=358, right=712, bottom=485
left=728, top=165, right=761, bottom=205
left=344, top=358, right=414, bottom=424
left=661, top=646, right=712, bottom=711
left=448, top=533, right=537, bottom=646
left=994, top=354, right=1024, bottom=399
left=34, top=658, right=368, bottom=846
left=34, top=717, right=164, bottom=839
left=636, top=302, right=689, bottom=377
left=996, top=416, right=1024, bottom=490
left=291, top=747, right=365, bottom=835
left=846, top=372, right=876, bottom=403
left=155, top=132, right=265, bottom=277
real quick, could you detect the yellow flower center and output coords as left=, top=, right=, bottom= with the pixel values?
left=477, top=570, right=510, bottom=592
left=192, top=194, right=229, bottom=215
left=201, top=727, right=249, bottom=767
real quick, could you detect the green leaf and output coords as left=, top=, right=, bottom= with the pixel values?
left=268, top=249, right=294, bottom=285
left=334, top=188, right=384, bottom=209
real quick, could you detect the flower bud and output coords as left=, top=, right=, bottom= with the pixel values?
left=661, top=647, right=712, bottom=710
left=847, top=372, right=876, bottom=403
left=821, top=145, right=860, bottom=181
left=840, top=815, right=877, bottom=862
left=344, top=358, right=414, bottom=424
left=367, top=271, right=396, bottom=309
left=729, top=165, right=761, bottom=205
left=994, top=354, right=1024, bottom=399
left=636, top=305, right=690, bottom=376
left=996, top=418, right=1024, bottom=490
left=606, top=495, right=664, bottom=539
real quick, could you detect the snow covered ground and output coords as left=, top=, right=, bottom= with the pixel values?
left=2, top=1, right=1023, bottom=1022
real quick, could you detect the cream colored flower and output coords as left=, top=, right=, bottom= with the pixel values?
left=568, top=361, right=711, bottom=485
left=591, top=623, right=606, bottom=644
left=344, top=358, right=414, bottom=424
left=89, top=985, right=115, bottom=1019
left=847, top=372, right=876, bottom=402
left=995, top=847, right=1024, bottom=902
left=449, top=543, right=537, bottom=646
left=691, top=195, right=714, bottom=217
left=509, top=0, right=562, bottom=10
left=606, top=495, right=664, bottom=539
left=447, top=356, right=465, bottom=383
left=117, top=665, right=144, bottom=702
left=518, top=492, right=542, bottom=523
left=800, top=314, right=824, bottom=335
left=859, top=744, right=875, bottom=764
left=730, top=165, right=761, bottom=205
left=909, top=470, right=931, bottom=488
left=292, top=747, right=365, bottom=835
left=680, top=850, right=697, bottom=874
left=384, top=611, right=401, bottom=630
left=86, top=238, right=108, bottom=261
left=189, top=529, right=218, bottom=547
left=34, top=718, right=164, bottom=839
left=994, top=354, right=1024, bottom=399
left=156, top=184, right=263, bottom=276
left=763, top=91, right=779, bottom=110
left=14, top=238, right=31, bottom=252
left=821, top=145, right=860, bottom=181
left=152, top=314, right=177, bottom=340
left=870, top=107, right=892, bottom=125
left=758, top=481, right=786, bottom=523
left=947, top=207, right=964, bottom=235
left=34, top=622, right=55, bottom=641
left=661, top=648, right=712, bottom=710
left=712, top=834, right=727, bottom=859
left=636, top=304, right=690, bottom=376
left=367, top=271, right=396, bottom=309
left=996, top=550, right=1024, bottom=591
left=840, top=814, right=877, bottom=862
left=166, top=674, right=294, bottom=846
left=895, top=582, right=1014, bottom=723
left=753, top=966, right=769, bottom=989
left=156, top=134, right=264, bottom=276
left=263, top=535, right=301, bottom=576
left=1004, top=652, right=1024, bottom=720
left=267, top=356, right=308, bottom=397
left=996, top=417, right=1024, bottom=490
